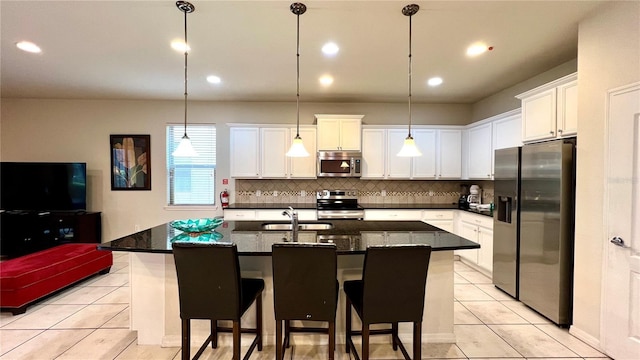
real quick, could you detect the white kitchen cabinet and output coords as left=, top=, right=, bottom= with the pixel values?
left=288, top=127, right=317, bottom=178
left=422, top=210, right=454, bottom=232
left=230, top=125, right=316, bottom=179
left=466, top=122, right=493, bottom=180
left=225, top=208, right=317, bottom=221
left=364, top=209, right=423, bottom=221
left=492, top=109, right=523, bottom=151
left=411, top=129, right=438, bottom=178
left=260, top=128, right=288, bottom=178
left=517, top=73, right=577, bottom=143
left=315, top=114, right=363, bottom=151
left=455, top=211, right=493, bottom=275
left=230, top=127, right=260, bottom=178
left=362, top=126, right=461, bottom=180
left=438, top=129, right=462, bottom=178
left=361, top=128, right=386, bottom=178
left=386, top=129, right=412, bottom=178
left=556, top=80, right=578, bottom=137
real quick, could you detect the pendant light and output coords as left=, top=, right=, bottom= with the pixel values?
left=397, top=4, right=422, bottom=157
left=172, top=1, right=198, bottom=157
left=285, top=2, right=310, bottom=157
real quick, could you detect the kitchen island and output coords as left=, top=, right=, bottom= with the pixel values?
left=99, top=220, right=479, bottom=347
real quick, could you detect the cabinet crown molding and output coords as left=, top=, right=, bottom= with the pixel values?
left=515, top=72, right=577, bottom=100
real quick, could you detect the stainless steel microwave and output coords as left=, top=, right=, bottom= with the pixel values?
left=317, top=151, right=362, bottom=177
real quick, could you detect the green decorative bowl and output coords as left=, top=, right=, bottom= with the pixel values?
left=170, top=218, right=224, bottom=235
left=170, top=231, right=224, bottom=243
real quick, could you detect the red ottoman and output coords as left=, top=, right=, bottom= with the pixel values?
left=0, top=243, right=113, bottom=315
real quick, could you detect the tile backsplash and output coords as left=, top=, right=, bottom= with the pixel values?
left=234, top=179, right=494, bottom=205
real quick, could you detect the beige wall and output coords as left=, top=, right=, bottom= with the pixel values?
left=572, top=0, right=640, bottom=344
left=0, top=99, right=469, bottom=240
left=470, top=59, right=577, bottom=122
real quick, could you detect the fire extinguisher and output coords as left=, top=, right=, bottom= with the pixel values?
left=220, top=189, right=230, bottom=208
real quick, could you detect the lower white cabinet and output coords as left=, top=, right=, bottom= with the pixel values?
left=455, top=211, right=493, bottom=275
left=422, top=210, right=454, bottom=232
left=363, top=209, right=423, bottom=221
left=224, top=209, right=317, bottom=221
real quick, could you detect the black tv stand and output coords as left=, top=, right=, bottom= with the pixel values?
left=0, top=211, right=102, bottom=259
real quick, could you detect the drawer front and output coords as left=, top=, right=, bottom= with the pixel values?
left=255, top=209, right=317, bottom=221
left=458, top=211, right=493, bottom=229
left=364, top=210, right=423, bottom=221
left=422, top=210, right=454, bottom=221
left=223, top=210, right=257, bottom=221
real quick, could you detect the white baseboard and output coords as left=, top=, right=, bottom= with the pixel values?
left=569, top=325, right=604, bottom=352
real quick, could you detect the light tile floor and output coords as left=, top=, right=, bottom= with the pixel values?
left=0, top=253, right=610, bottom=359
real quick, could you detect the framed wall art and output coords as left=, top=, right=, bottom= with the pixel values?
left=110, top=134, right=151, bottom=190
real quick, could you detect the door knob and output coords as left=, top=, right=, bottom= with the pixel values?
left=610, top=236, right=630, bottom=248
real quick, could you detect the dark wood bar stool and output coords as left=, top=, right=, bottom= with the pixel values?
left=343, top=245, right=432, bottom=360
left=272, top=242, right=338, bottom=360
left=172, top=242, right=264, bottom=360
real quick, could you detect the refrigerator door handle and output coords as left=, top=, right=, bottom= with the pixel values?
left=610, top=236, right=630, bottom=248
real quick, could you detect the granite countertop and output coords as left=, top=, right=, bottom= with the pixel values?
left=99, top=220, right=480, bottom=255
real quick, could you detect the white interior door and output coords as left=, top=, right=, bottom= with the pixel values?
left=603, top=82, right=640, bottom=359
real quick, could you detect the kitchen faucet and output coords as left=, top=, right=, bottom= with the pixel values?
left=282, top=206, right=299, bottom=241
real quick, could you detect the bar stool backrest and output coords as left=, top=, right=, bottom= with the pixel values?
left=173, top=242, right=242, bottom=320
left=272, top=242, right=338, bottom=321
left=361, top=245, right=432, bottom=324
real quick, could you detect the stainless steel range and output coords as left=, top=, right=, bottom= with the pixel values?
left=316, top=189, right=364, bottom=220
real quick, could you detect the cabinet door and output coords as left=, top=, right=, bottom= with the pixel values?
left=230, top=127, right=260, bottom=178
left=467, top=123, right=493, bottom=180
left=361, top=129, right=386, bottom=178
left=477, top=226, right=493, bottom=273
left=521, top=88, right=557, bottom=142
left=438, top=130, right=462, bottom=178
left=492, top=112, right=523, bottom=150
left=458, top=222, right=479, bottom=264
left=260, top=128, right=289, bottom=178
left=557, top=80, right=577, bottom=137
left=289, top=127, right=317, bottom=178
left=317, top=119, right=341, bottom=150
left=386, top=129, right=412, bottom=178
left=339, top=119, right=362, bottom=151
left=412, top=129, right=438, bottom=179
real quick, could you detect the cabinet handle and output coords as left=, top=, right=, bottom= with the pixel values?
left=549, top=131, right=555, bottom=135
left=558, top=129, right=563, bottom=133
left=487, top=174, right=491, bottom=178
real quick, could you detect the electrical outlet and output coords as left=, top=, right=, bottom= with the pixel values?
left=273, top=190, right=278, bottom=197
left=300, top=190, right=306, bottom=197
left=381, top=190, right=387, bottom=197
left=256, top=190, right=261, bottom=197
left=134, top=224, right=140, bottom=231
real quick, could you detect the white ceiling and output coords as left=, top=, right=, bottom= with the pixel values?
left=1, top=0, right=604, bottom=104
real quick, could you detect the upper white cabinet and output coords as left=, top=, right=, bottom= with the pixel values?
left=466, top=122, right=493, bottom=180
left=229, top=125, right=316, bottom=179
left=315, top=114, right=363, bottom=151
left=492, top=109, right=523, bottom=151
left=516, top=73, right=577, bottom=143
left=230, top=127, right=260, bottom=178
left=361, top=126, right=461, bottom=180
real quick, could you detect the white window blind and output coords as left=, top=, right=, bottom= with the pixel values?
left=166, top=124, right=216, bottom=205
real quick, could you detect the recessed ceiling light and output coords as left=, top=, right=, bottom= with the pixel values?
left=171, top=40, right=190, bottom=53
left=466, top=42, right=491, bottom=57
left=427, top=77, right=443, bottom=87
left=321, top=42, right=339, bottom=56
left=319, top=75, right=334, bottom=86
left=16, top=41, right=41, bottom=54
left=206, top=75, right=221, bottom=84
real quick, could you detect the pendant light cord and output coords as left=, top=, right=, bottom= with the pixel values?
left=295, top=11, right=301, bottom=138
left=183, top=8, right=189, bottom=138
left=407, top=11, right=413, bottom=138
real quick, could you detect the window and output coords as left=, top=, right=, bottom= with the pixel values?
left=166, top=124, right=216, bottom=205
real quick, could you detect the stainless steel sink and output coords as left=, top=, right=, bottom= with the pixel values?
left=261, top=222, right=334, bottom=231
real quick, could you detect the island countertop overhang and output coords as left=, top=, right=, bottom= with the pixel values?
left=98, top=220, right=480, bottom=255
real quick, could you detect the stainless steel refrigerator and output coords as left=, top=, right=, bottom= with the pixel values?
left=493, top=147, right=521, bottom=299
left=519, top=139, right=576, bottom=326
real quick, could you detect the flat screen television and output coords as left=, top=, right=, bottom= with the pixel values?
left=0, top=162, right=87, bottom=211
